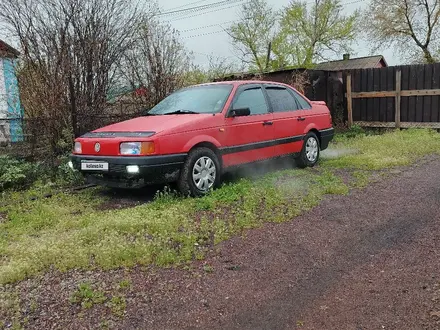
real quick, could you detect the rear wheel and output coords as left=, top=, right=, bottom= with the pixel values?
left=296, top=132, right=320, bottom=168
left=177, top=147, right=221, bottom=197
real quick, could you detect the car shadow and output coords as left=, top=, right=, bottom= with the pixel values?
left=223, top=156, right=298, bottom=183
left=95, top=184, right=164, bottom=210
left=95, top=156, right=298, bottom=210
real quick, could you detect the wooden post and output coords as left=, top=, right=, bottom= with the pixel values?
left=395, top=69, right=402, bottom=129
left=346, top=73, right=353, bottom=128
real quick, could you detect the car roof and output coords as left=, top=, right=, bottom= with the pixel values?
left=196, top=80, right=292, bottom=88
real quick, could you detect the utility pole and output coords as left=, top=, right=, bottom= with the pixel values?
left=265, top=42, right=272, bottom=72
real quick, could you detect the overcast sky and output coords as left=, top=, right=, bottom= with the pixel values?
left=0, top=0, right=397, bottom=67
left=158, top=0, right=397, bottom=67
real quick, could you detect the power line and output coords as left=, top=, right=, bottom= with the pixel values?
left=162, top=0, right=212, bottom=12
left=171, top=0, right=362, bottom=26
left=180, top=20, right=235, bottom=33
left=182, top=29, right=227, bottom=39
left=192, top=50, right=234, bottom=59
left=167, top=2, right=246, bottom=22
left=158, top=0, right=245, bottom=17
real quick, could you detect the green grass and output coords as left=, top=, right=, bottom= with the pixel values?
left=322, top=128, right=440, bottom=169
left=0, top=129, right=439, bottom=285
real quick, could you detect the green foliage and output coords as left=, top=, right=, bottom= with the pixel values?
left=228, top=0, right=278, bottom=73
left=333, top=124, right=365, bottom=141
left=203, top=265, right=214, bottom=273
left=228, top=0, right=359, bottom=71
left=70, top=282, right=106, bottom=309
left=0, top=289, right=22, bottom=329
left=0, top=155, right=84, bottom=192
left=278, top=0, right=359, bottom=68
left=107, top=295, right=126, bottom=318
left=55, top=128, right=74, bottom=156
left=118, top=279, right=131, bottom=290
left=0, top=156, right=43, bottom=191
left=352, top=171, right=371, bottom=188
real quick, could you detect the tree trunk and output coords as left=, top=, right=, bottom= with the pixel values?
left=68, top=75, right=79, bottom=137
left=422, top=47, right=436, bottom=64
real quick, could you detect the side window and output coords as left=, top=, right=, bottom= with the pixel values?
left=232, top=88, right=268, bottom=115
left=265, top=87, right=299, bottom=112
left=291, top=89, right=312, bottom=109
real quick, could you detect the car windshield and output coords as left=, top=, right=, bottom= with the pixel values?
left=148, top=84, right=233, bottom=115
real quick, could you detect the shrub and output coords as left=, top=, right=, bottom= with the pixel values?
left=0, top=155, right=84, bottom=192
left=0, top=155, right=43, bottom=191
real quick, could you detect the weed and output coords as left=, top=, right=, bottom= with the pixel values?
left=118, top=279, right=131, bottom=290
left=0, top=289, right=22, bottom=328
left=203, top=265, right=214, bottom=273
left=29, top=298, right=38, bottom=313
left=70, top=282, right=106, bottom=309
left=107, top=295, right=126, bottom=318
left=352, top=171, right=371, bottom=188
left=99, top=320, right=110, bottom=329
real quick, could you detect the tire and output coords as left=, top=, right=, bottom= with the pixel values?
left=296, top=132, right=320, bottom=168
left=177, top=147, right=221, bottom=197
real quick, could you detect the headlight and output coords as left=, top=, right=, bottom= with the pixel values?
left=74, top=142, right=82, bottom=153
left=120, top=142, right=155, bottom=155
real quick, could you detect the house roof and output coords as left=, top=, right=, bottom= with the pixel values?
left=0, top=39, right=20, bottom=58
left=314, top=55, right=387, bottom=71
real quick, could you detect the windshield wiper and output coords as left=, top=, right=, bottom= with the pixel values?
left=163, top=110, right=200, bottom=115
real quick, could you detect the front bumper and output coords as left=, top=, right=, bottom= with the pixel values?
left=320, top=128, right=335, bottom=151
left=70, top=153, right=186, bottom=188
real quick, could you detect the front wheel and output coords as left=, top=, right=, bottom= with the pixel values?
left=177, top=147, right=221, bottom=197
left=296, top=132, right=320, bottom=168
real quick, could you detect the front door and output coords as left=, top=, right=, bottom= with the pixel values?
left=221, top=84, right=276, bottom=167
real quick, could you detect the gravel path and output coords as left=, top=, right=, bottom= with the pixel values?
left=120, top=157, right=440, bottom=330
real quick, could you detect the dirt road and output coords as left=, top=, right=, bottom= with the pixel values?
left=117, top=158, right=440, bottom=330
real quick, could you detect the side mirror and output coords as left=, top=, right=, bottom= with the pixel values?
left=229, top=107, right=251, bottom=117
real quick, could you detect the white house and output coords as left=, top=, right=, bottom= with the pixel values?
left=0, top=39, right=23, bottom=144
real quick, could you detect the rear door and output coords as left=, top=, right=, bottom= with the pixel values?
left=264, top=85, right=306, bottom=155
left=221, top=84, right=276, bottom=167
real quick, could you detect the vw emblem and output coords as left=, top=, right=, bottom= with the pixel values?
left=94, top=142, right=101, bottom=153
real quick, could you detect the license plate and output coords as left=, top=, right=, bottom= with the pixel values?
left=81, top=161, right=109, bottom=171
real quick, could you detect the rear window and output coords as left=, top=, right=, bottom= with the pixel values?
left=266, top=87, right=300, bottom=112
left=291, top=89, right=312, bottom=109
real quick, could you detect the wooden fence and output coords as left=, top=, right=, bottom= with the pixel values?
left=217, top=69, right=345, bottom=123
left=346, top=63, right=440, bottom=128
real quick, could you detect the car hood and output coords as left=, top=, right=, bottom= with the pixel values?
left=93, top=114, right=213, bottom=135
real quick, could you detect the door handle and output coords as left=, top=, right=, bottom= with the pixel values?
left=263, top=121, right=273, bottom=126
left=297, top=117, right=306, bottom=121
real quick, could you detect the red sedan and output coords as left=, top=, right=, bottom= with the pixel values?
left=71, top=81, right=334, bottom=196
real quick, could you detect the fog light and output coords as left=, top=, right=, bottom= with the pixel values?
left=126, top=165, right=140, bottom=174
left=68, top=161, right=74, bottom=170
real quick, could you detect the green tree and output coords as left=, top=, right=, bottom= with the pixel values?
left=278, top=0, right=359, bottom=68
left=228, top=0, right=278, bottom=73
left=364, top=0, right=440, bottom=64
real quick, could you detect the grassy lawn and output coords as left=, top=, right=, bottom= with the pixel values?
left=1, top=129, right=440, bottom=285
